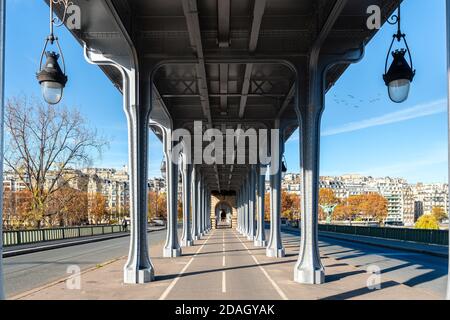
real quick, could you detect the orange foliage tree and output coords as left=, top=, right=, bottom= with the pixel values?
left=89, top=193, right=108, bottom=224
left=333, top=193, right=387, bottom=222
left=148, top=191, right=167, bottom=220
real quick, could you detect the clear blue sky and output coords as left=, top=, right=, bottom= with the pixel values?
left=5, top=0, right=449, bottom=183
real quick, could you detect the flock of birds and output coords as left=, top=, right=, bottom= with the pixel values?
left=331, top=92, right=383, bottom=109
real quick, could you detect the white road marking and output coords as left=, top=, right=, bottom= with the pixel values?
left=234, top=231, right=288, bottom=300
left=222, top=271, right=226, bottom=293
left=159, top=230, right=214, bottom=300
left=223, top=255, right=226, bottom=267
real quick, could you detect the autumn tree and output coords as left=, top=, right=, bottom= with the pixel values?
left=178, top=199, right=183, bottom=220
left=332, top=193, right=387, bottom=223
left=47, top=187, right=88, bottom=226
left=281, top=191, right=300, bottom=220
left=2, top=190, right=33, bottom=228
left=358, top=193, right=388, bottom=223
left=264, top=192, right=271, bottom=221
left=148, top=191, right=167, bottom=220
left=89, top=193, right=108, bottom=224
left=431, top=206, right=448, bottom=222
left=4, top=96, right=107, bottom=228
left=415, top=215, right=439, bottom=230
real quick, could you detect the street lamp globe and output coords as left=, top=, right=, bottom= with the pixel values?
left=37, top=51, right=68, bottom=105
left=382, top=4, right=415, bottom=104
left=383, top=49, right=415, bottom=103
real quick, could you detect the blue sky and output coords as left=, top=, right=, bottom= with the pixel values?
left=5, top=0, right=449, bottom=183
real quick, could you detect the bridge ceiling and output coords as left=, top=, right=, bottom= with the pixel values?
left=58, top=0, right=400, bottom=192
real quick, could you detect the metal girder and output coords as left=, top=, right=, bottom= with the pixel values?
left=231, top=0, right=267, bottom=187
left=182, top=0, right=220, bottom=191
left=219, top=63, right=229, bottom=114
left=238, top=0, right=267, bottom=119
left=276, top=84, right=295, bottom=118
left=217, top=0, right=231, bottom=48
left=249, top=0, right=267, bottom=52
left=181, top=0, right=213, bottom=126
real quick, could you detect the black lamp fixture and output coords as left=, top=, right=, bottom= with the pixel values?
left=383, top=4, right=415, bottom=103
left=36, top=0, right=71, bottom=105
left=160, top=159, right=167, bottom=179
left=281, top=156, right=287, bottom=179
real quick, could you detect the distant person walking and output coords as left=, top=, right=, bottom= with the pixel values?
left=122, top=219, right=128, bottom=232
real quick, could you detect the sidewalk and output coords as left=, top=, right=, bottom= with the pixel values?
left=12, top=229, right=442, bottom=300
left=280, top=226, right=448, bottom=258
left=319, top=231, right=448, bottom=258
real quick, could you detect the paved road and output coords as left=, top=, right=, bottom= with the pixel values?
left=3, top=228, right=169, bottom=298
left=4, top=226, right=447, bottom=299
left=160, top=228, right=286, bottom=300
left=314, top=229, right=446, bottom=297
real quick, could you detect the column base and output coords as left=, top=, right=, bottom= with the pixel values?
left=247, top=234, right=255, bottom=241
left=254, top=239, right=267, bottom=247
left=266, top=247, right=285, bottom=258
left=123, top=266, right=154, bottom=284
left=294, top=266, right=325, bottom=284
left=181, top=239, right=194, bottom=247
left=163, top=247, right=182, bottom=258
left=194, top=235, right=201, bottom=240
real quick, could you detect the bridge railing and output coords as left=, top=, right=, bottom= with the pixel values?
left=318, top=224, right=448, bottom=246
left=3, top=225, right=128, bottom=247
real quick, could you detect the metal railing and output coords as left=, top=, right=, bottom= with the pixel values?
left=318, top=224, right=448, bottom=246
left=3, top=225, right=128, bottom=247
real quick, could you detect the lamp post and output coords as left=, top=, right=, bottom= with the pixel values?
left=36, top=0, right=71, bottom=105
left=383, top=4, right=416, bottom=103
left=281, top=156, right=287, bottom=179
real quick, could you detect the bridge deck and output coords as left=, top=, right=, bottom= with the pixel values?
left=11, top=229, right=440, bottom=300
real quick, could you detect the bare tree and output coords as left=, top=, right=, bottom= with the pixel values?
left=4, top=96, right=108, bottom=228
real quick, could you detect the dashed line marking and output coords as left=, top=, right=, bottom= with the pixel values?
left=233, top=231, right=288, bottom=300
left=159, top=230, right=214, bottom=300
left=222, top=271, right=226, bottom=293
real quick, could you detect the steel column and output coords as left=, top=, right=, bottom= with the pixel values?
left=122, top=70, right=154, bottom=283
left=243, top=178, right=249, bottom=236
left=163, top=146, right=182, bottom=257
left=200, top=177, right=205, bottom=235
left=191, top=165, right=198, bottom=239
left=254, top=165, right=267, bottom=247
left=0, top=0, right=5, bottom=300
left=247, top=165, right=256, bottom=240
left=181, top=159, right=193, bottom=247
left=197, top=172, right=203, bottom=238
left=266, top=139, right=285, bottom=258
left=293, top=70, right=325, bottom=283
left=446, top=0, right=450, bottom=301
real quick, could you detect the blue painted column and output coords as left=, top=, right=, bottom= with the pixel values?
left=446, top=0, right=450, bottom=301
left=196, top=170, right=203, bottom=239
left=254, top=164, right=267, bottom=247
left=247, top=165, right=256, bottom=240
left=266, top=136, right=285, bottom=258
left=243, top=177, right=249, bottom=236
left=191, top=165, right=199, bottom=241
left=163, top=149, right=181, bottom=257
left=0, top=0, right=5, bottom=299
left=180, top=158, right=193, bottom=247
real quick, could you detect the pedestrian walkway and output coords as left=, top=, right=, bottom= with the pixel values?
left=12, top=229, right=441, bottom=300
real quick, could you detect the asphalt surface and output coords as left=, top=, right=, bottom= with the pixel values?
left=286, top=227, right=447, bottom=298
left=162, top=228, right=285, bottom=300
left=4, top=226, right=448, bottom=299
left=3, top=228, right=169, bottom=298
